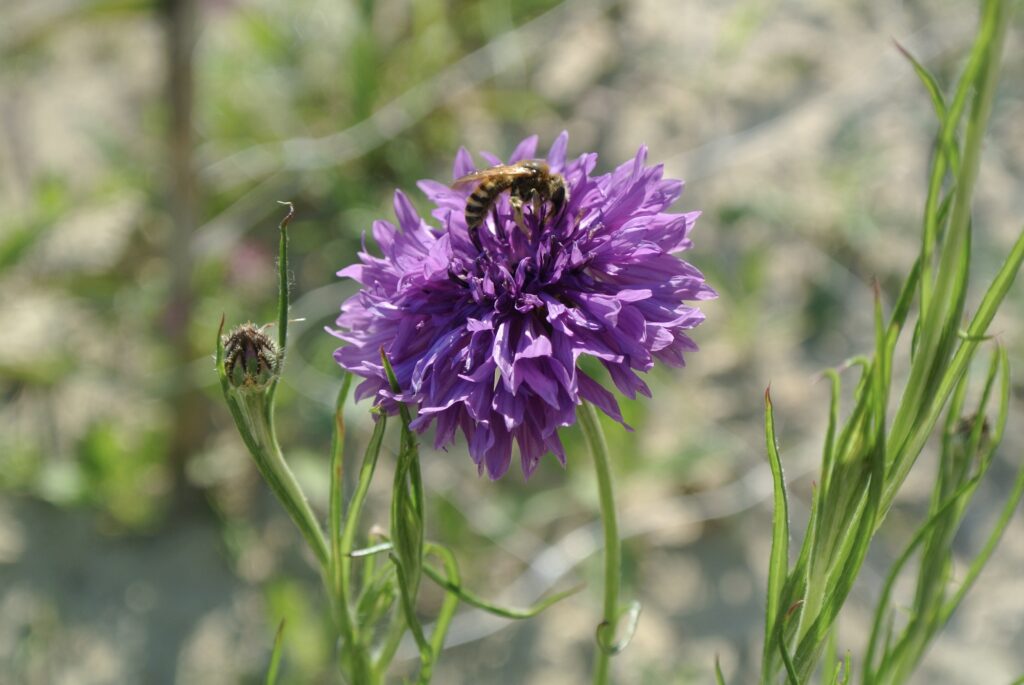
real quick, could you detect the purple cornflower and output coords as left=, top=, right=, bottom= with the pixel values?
left=330, top=133, right=715, bottom=479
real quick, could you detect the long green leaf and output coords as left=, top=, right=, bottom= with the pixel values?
left=762, top=388, right=791, bottom=674
left=422, top=562, right=584, bottom=620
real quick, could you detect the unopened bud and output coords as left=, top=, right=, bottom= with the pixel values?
left=223, top=323, right=280, bottom=391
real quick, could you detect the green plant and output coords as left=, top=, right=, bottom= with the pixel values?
left=757, top=1, right=1024, bottom=682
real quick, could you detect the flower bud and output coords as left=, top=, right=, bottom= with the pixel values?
left=223, top=323, right=280, bottom=392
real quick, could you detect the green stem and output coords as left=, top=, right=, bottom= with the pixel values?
left=424, top=544, right=461, bottom=669
left=266, top=202, right=294, bottom=414
left=329, top=381, right=349, bottom=632
left=234, top=391, right=329, bottom=568
left=327, top=376, right=378, bottom=683
left=275, top=202, right=293, bottom=354
left=341, top=415, right=388, bottom=682
left=578, top=402, right=621, bottom=685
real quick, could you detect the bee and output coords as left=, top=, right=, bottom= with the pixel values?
left=452, top=160, right=569, bottom=249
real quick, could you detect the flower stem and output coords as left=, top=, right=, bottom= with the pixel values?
left=578, top=402, right=620, bottom=685
left=235, top=391, right=330, bottom=568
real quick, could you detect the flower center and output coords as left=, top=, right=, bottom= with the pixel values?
left=446, top=203, right=593, bottom=318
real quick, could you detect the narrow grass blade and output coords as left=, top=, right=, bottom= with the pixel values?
left=762, top=388, right=792, bottom=669
left=265, top=618, right=286, bottom=685
left=892, top=41, right=947, bottom=121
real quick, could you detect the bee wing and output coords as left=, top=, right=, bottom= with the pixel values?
left=451, top=164, right=535, bottom=188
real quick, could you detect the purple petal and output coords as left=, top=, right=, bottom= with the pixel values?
left=453, top=147, right=476, bottom=179
left=509, top=135, right=539, bottom=163
left=547, top=131, right=569, bottom=169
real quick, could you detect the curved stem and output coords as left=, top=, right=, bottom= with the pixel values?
left=578, top=402, right=620, bottom=685
left=235, top=391, right=329, bottom=567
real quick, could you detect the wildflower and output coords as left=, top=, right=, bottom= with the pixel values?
left=330, top=133, right=715, bottom=478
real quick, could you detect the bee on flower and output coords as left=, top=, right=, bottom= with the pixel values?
left=330, top=133, right=715, bottom=479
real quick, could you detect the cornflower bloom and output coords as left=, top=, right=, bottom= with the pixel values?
left=331, top=133, right=715, bottom=478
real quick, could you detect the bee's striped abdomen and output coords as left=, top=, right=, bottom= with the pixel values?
left=466, top=178, right=516, bottom=229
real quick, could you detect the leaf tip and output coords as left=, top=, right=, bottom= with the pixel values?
left=891, top=37, right=912, bottom=60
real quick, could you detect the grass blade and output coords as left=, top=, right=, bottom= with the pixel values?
left=762, top=388, right=792, bottom=672
left=265, top=618, right=286, bottom=685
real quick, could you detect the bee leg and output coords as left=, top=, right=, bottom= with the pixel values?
left=547, top=184, right=567, bottom=225
left=510, top=195, right=530, bottom=240
left=467, top=223, right=484, bottom=253
left=491, top=205, right=506, bottom=243
left=532, top=194, right=544, bottom=228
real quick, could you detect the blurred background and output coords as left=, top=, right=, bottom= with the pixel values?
left=1, top=0, right=1023, bottom=682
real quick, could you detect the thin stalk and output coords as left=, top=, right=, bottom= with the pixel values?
left=578, top=402, right=621, bottom=685
left=234, top=391, right=329, bottom=567
left=341, top=416, right=387, bottom=591
left=374, top=606, right=408, bottom=676
left=326, top=375, right=375, bottom=683
left=424, top=544, right=462, bottom=667
left=422, top=562, right=584, bottom=619
left=329, top=377, right=351, bottom=612
left=267, top=201, right=294, bottom=414
left=336, top=415, right=388, bottom=684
